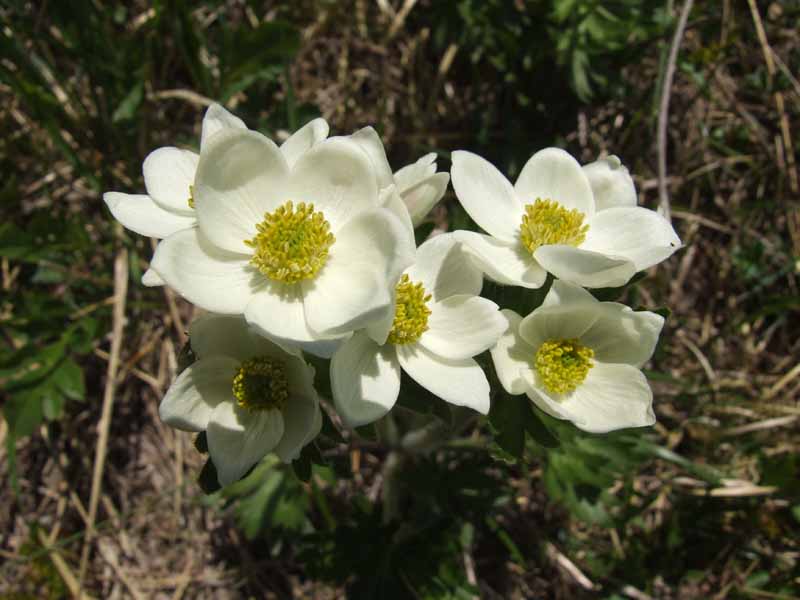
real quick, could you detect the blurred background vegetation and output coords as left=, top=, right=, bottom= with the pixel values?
left=1, top=0, right=799, bottom=598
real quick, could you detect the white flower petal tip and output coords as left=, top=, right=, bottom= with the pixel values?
left=200, top=103, right=247, bottom=150
left=396, top=345, right=491, bottom=415
left=582, top=155, right=637, bottom=211
left=159, top=356, right=239, bottom=432
left=534, top=245, right=636, bottom=288
left=142, top=147, right=199, bottom=215
left=394, top=152, right=438, bottom=193
left=454, top=230, right=547, bottom=289
left=347, top=126, right=394, bottom=190
left=400, top=172, right=450, bottom=227
left=103, top=192, right=196, bottom=239
left=450, top=150, right=522, bottom=241
left=582, top=207, right=682, bottom=273
left=515, top=147, right=595, bottom=217
left=420, top=295, right=506, bottom=360
left=150, top=228, right=260, bottom=315
left=405, top=232, right=483, bottom=301
left=331, top=334, right=400, bottom=428
left=208, top=404, right=285, bottom=487
left=280, top=117, right=330, bottom=168
left=489, top=309, right=534, bottom=396
left=141, top=268, right=165, bottom=287
left=494, top=281, right=664, bottom=433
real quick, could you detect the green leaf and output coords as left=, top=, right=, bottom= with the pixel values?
left=488, top=393, right=527, bottom=458
left=111, top=81, right=143, bottom=123
left=51, top=358, right=85, bottom=402
left=3, top=389, right=45, bottom=439
left=225, top=456, right=310, bottom=538
left=489, top=392, right=559, bottom=459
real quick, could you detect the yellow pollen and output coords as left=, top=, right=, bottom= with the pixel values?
left=232, top=356, right=289, bottom=412
left=534, top=338, right=594, bottom=395
left=245, top=201, right=335, bottom=284
left=520, top=198, right=588, bottom=254
left=187, top=185, right=195, bottom=209
left=387, top=274, right=432, bottom=345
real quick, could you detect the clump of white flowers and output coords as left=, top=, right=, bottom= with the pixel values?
left=105, top=104, right=680, bottom=487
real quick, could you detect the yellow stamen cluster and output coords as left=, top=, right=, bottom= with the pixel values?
left=187, top=185, right=196, bottom=209
left=387, top=274, right=432, bottom=345
left=534, top=338, right=594, bottom=395
left=520, top=198, right=588, bottom=255
left=246, top=201, right=335, bottom=283
left=232, top=356, right=290, bottom=412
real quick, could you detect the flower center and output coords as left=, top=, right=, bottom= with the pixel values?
left=519, top=198, right=588, bottom=255
left=534, top=338, right=594, bottom=395
left=187, top=185, right=195, bottom=209
left=232, top=356, right=290, bottom=412
left=387, top=274, right=432, bottom=345
left=245, top=201, right=335, bottom=284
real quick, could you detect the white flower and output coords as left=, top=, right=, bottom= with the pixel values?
left=349, top=127, right=450, bottom=226
left=491, top=280, right=664, bottom=433
left=330, top=233, right=507, bottom=427
left=450, top=148, right=681, bottom=288
left=149, top=128, right=415, bottom=355
left=159, top=314, right=321, bottom=486
left=103, top=104, right=329, bottom=286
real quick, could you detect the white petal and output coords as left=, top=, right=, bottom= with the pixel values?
left=380, top=185, right=415, bottom=248
left=331, top=333, right=401, bottom=428
left=244, top=282, right=317, bottom=343
left=189, top=313, right=292, bottom=362
left=303, top=401, right=323, bottom=447
left=515, top=148, right=594, bottom=217
left=582, top=207, right=682, bottom=271
left=420, top=295, right=505, bottom=360
left=302, top=208, right=414, bottom=335
left=347, top=126, right=394, bottom=190
left=582, top=155, right=637, bottom=211
left=159, top=356, right=238, bottom=432
left=104, top=192, right=195, bottom=239
left=490, top=309, right=535, bottom=395
left=534, top=244, right=636, bottom=288
left=274, top=392, right=320, bottom=462
left=405, top=232, right=483, bottom=301
left=244, top=284, right=350, bottom=357
left=579, top=304, right=664, bottom=367
left=207, top=403, right=284, bottom=486
left=287, top=137, right=380, bottom=233
left=280, top=118, right=330, bottom=168
left=394, top=153, right=437, bottom=193
left=454, top=230, right=547, bottom=288
left=151, top=228, right=261, bottom=314
left=451, top=150, right=522, bottom=242
left=194, top=129, right=290, bottom=253
left=142, top=148, right=198, bottom=215
left=541, top=279, right=598, bottom=308
left=142, top=268, right=165, bottom=287
left=400, top=172, right=449, bottom=227
left=200, top=103, right=247, bottom=150
left=518, top=304, right=600, bottom=350
left=396, top=345, right=490, bottom=414
left=557, top=363, right=655, bottom=433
